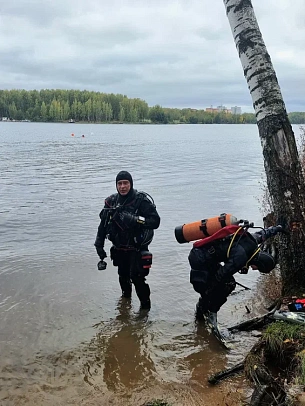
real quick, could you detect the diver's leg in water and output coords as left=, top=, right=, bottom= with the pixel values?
left=192, top=281, right=209, bottom=320
left=130, top=251, right=151, bottom=310
left=117, top=251, right=132, bottom=298
left=208, top=276, right=236, bottom=313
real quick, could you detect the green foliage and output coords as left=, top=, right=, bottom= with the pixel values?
left=296, top=351, right=305, bottom=385
left=149, top=105, right=168, bottom=123
left=142, top=400, right=171, bottom=406
left=1, top=88, right=304, bottom=124
left=264, top=321, right=305, bottom=358
left=288, top=112, right=305, bottom=124
left=264, top=321, right=305, bottom=386
left=0, top=89, right=148, bottom=123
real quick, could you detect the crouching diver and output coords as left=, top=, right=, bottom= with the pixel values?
left=188, top=220, right=289, bottom=325
left=94, top=171, right=160, bottom=310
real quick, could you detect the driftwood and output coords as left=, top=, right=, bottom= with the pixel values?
left=208, top=361, right=244, bottom=385
left=228, top=311, right=275, bottom=331
left=266, top=298, right=283, bottom=312
left=208, top=339, right=287, bottom=404
left=235, top=281, right=251, bottom=290
left=228, top=299, right=282, bottom=332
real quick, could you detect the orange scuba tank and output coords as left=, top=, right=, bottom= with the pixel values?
left=175, top=213, right=240, bottom=243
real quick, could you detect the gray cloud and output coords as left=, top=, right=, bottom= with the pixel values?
left=0, top=0, right=304, bottom=112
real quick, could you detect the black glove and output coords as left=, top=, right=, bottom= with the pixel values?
left=119, top=211, right=137, bottom=227
left=275, top=225, right=290, bottom=235
left=112, top=210, right=134, bottom=229
left=118, top=211, right=145, bottom=229
left=276, top=215, right=290, bottom=234
left=97, top=260, right=107, bottom=271
left=97, top=247, right=107, bottom=260
left=214, top=266, right=235, bottom=284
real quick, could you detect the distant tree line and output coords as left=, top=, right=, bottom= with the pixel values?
left=0, top=89, right=304, bottom=124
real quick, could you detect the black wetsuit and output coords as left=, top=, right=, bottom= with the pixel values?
left=95, top=189, right=160, bottom=306
left=188, top=226, right=279, bottom=313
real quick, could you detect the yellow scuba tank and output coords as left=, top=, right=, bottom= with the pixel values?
left=175, top=213, right=240, bottom=243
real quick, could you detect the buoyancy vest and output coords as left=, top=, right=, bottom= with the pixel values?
left=104, top=190, right=153, bottom=249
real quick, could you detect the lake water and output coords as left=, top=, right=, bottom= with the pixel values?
left=0, top=122, right=302, bottom=405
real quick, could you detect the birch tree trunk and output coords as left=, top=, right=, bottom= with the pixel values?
left=223, top=0, right=305, bottom=294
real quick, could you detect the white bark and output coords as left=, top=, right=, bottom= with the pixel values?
left=223, top=0, right=285, bottom=122
left=223, top=0, right=305, bottom=294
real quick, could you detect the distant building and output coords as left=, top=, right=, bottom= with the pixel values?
left=217, top=105, right=227, bottom=112
left=205, top=107, right=219, bottom=113
left=205, top=105, right=231, bottom=114
left=231, top=106, right=242, bottom=115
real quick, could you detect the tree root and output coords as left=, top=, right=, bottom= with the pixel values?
left=208, top=339, right=287, bottom=404
left=244, top=340, right=286, bottom=405
left=209, top=299, right=289, bottom=404
left=250, top=384, right=286, bottom=406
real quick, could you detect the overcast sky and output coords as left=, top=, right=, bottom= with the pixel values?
left=1, top=0, right=304, bottom=112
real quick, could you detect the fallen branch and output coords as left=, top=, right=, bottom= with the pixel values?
left=208, top=361, right=244, bottom=385
left=266, top=298, right=282, bottom=312
left=235, top=281, right=251, bottom=290
left=228, top=300, right=282, bottom=332
left=228, top=311, right=275, bottom=332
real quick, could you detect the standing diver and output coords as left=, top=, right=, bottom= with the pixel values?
left=95, top=171, right=160, bottom=310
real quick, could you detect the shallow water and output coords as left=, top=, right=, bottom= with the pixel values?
left=0, top=122, right=301, bottom=405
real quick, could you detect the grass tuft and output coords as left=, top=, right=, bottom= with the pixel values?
left=142, top=400, right=172, bottom=406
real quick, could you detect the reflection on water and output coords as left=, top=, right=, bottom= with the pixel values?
left=0, top=297, right=247, bottom=405
left=88, top=298, right=156, bottom=392
left=1, top=123, right=301, bottom=404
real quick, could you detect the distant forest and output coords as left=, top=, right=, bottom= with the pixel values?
left=1, top=89, right=305, bottom=124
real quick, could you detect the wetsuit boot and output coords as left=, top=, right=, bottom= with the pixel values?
left=133, top=277, right=151, bottom=310
left=196, top=297, right=208, bottom=320
left=140, top=299, right=151, bottom=310
left=205, top=311, right=218, bottom=328
left=119, top=276, right=132, bottom=298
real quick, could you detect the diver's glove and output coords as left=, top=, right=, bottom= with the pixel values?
left=276, top=215, right=290, bottom=234
left=118, top=211, right=145, bottom=228
left=97, top=247, right=107, bottom=260
left=275, top=225, right=290, bottom=235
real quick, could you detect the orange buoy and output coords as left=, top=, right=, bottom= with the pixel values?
left=71, top=133, right=75, bottom=136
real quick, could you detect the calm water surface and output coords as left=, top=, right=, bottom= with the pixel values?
left=0, top=123, right=301, bottom=405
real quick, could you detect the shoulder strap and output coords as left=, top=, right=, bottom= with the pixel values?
left=105, top=193, right=119, bottom=208
left=134, top=191, right=146, bottom=214
left=138, top=191, right=156, bottom=207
